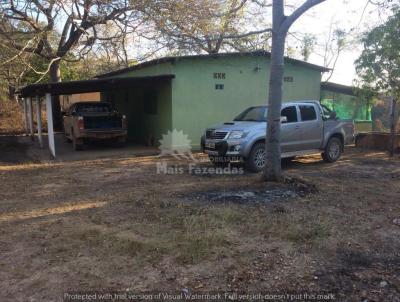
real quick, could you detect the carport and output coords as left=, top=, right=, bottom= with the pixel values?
left=19, top=74, right=175, bottom=158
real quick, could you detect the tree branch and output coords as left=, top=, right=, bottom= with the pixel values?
left=281, top=0, right=326, bottom=33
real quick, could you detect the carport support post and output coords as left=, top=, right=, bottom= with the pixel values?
left=45, top=93, right=56, bottom=158
left=35, top=96, right=43, bottom=148
left=27, top=97, right=35, bottom=140
left=23, top=98, right=29, bottom=134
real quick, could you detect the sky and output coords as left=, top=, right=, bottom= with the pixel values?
left=290, top=0, right=387, bottom=86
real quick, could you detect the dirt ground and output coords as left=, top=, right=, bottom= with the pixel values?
left=0, top=146, right=399, bottom=302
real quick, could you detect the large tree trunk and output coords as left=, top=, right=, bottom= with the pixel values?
left=262, top=31, right=286, bottom=181
left=262, top=0, right=326, bottom=181
left=262, top=1, right=286, bottom=182
left=49, top=59, right=63, bottom=130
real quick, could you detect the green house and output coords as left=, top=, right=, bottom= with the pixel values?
left=97, top=51, right=329, bottom=148
left=321, top=82, right=372, bottom=133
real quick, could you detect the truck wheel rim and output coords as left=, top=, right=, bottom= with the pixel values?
left=254, top=149, right=266, bottom=168
left=329, top=142, right=340, bottom=159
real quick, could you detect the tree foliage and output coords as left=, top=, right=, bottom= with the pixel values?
left=356, top=8, right=400, bottom=97
left=142, top=0, right=272, bottom=54
left=356, top=6, right=400, bottom=155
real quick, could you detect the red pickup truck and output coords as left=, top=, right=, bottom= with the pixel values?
left=63, top=102, right=127, bottom=151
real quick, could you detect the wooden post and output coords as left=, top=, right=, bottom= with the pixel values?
left=45, top=93, right=56, bottom=158
left=36, top=96, right=43, bottom=149
left=23, top=98, right=29, bottom=135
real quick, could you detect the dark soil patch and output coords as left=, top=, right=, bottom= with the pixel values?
left=0, top=136, right=32, bottom=164
left=183, top=187, right=298, bottom=203
left=312, top=246, right=400, bottom=301
left=179, top=177, right=317, bottom=204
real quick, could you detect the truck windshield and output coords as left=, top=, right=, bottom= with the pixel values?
left=76, top=103, right=112, bottom=113
left=234, top=106, right=267, bottom=122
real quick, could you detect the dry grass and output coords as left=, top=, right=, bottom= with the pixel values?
left=0, top=148, right=399, bottom=301
left=0, top=98, right=25, bottom=135
left=0, top=98, right=47, bottom=135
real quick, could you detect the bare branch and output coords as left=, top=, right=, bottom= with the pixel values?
left=281, top=0, right=327, bottom=33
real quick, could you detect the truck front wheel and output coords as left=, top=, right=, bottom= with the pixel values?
left=245, top=142, right=266, bottom=172
left=322, top=137, right=342, bottom=163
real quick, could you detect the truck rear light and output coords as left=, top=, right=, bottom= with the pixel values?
left=77, top=116, right=84, bottom=130
left=122, top=115, right=127, bottom=129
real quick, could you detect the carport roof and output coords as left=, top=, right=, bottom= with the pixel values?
left=19, top=74, right=175, bottom=98
left=321, top=82, right=356, bottom=96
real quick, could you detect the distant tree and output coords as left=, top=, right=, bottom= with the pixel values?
left=356, top=7, right=400, bottom=156
left=142, top=0, right=273, bottom=54
left=321, top=27, right=347, bottom=82
left=263, top=0, right=326, bottom=182
left=0, top=20, right=49, bottom=101
left=300, top=34, right=317, bottom=62
left=0, top=0, right=140, bottom=128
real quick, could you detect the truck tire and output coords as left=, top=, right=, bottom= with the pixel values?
left=245, top=142, right=266, bottom=172
left=322, top=137, right=342, bottom=163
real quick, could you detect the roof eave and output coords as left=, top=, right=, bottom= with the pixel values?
left=18, top=74, right=175, bottom=98
left=95, top=51, right=330, bottom=78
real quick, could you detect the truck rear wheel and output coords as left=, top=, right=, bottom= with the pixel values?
left=245, top=142, right=265, bottom=172
left=322, top=137, right=342, bottom=163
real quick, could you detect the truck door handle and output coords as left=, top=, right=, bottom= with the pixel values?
left=295, top=125, right=300, bottom=129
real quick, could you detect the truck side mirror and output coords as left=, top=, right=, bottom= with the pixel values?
left=280, top=116, right=288, bottom=123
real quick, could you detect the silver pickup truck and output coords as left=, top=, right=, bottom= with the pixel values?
left=202, top=101, right=354, bottom=172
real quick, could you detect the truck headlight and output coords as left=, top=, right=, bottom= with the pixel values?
left=228, top=131, right=246, bottom=139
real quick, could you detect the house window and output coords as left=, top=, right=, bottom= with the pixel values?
left=144, top=90, right=158, bottom=115
left=213, top=73, right=226, bottom=79
left=215, top=84, right=224, bottom=90
left=284, top=76, right=294, bottom=82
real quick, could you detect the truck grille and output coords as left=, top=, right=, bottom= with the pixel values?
left=206, top=130, right=228, bottom=139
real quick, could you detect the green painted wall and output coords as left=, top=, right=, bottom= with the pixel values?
left=321, top=89, right=371, bottom=121
left=106, top=55, right=323, bottom=148
left=171, top=56, right=322, bottom=148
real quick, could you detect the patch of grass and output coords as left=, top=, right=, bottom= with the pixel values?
left=74, top=228, right=163, bottom=259
left=282, top=222, right=330, bottom=245
left=144, top=206, right=238, bottom=264
left=175, top=231, right=229, bottom=264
